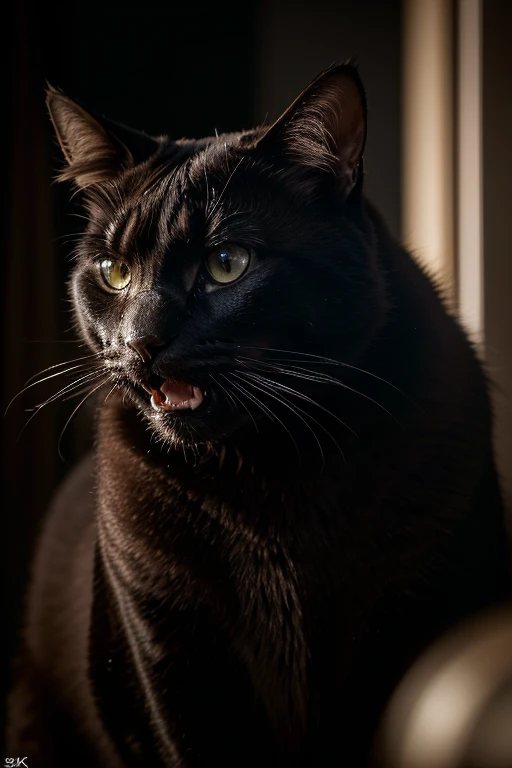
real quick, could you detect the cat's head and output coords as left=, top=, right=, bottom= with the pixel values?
left=47, top=64, right=388, bottom=450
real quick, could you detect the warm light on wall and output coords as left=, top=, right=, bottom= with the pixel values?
left=457, top=0, right=483, bottom=341
left=402, top=0, right=455, bottom=300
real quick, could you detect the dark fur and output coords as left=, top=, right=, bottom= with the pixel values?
left=8, top=65, right=511, bottom=766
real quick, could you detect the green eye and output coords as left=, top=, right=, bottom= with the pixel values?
left=206, top=244, right=251, bottom=284
left=99, top=259, right=131, bottom=290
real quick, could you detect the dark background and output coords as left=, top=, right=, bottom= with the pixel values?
left=4, top=0, right=511, bottom=739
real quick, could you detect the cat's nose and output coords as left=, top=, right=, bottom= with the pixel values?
left=126, top=335, right=166, bottom=363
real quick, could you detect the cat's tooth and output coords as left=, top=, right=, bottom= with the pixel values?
left=150, top=394, right=162, bottom=412
left=150, top=388, right=169, bottom=411
left=189, top=387, right=204, bottom=411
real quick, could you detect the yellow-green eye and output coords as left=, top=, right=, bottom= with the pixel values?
left=99, top=259, right=131, bottom=290
left=206, top=244, right=251, bottom=284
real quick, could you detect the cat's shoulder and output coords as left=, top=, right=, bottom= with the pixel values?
left=40, top=452, right=97, bottom=554
left=25, top=453, right=97, bottom=661
left=49, top=451, right=96, bottom=518
left=9, top=452, right=119, bottom=764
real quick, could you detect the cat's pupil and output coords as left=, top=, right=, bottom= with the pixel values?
left=219, top=252, right=232, bottom=273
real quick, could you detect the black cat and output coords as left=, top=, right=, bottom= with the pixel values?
left=7, top=63, right=511, bottom=767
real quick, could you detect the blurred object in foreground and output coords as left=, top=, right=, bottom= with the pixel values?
left=374, top=605, right=512, bottom=768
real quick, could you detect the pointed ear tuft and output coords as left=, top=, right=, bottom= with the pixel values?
left=46, top=86, right=160, bottom=188
left=257, top=63, right=367, bottom=199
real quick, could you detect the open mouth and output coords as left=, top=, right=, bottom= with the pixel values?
left=143, top=379, right=205, bottom=412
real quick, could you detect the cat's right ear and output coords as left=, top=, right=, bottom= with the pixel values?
left=46, top=85, right=161, bottom=188
left=255, top=63, right=367, bottom=201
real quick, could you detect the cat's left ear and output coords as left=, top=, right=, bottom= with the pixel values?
left=256, top=63, right=367, bottom=200
left=46, top=85, right=161, bottom=188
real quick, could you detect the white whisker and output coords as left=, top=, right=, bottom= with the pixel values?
left=5, top=355, right=103, bottom=416
left=16, top=370, right=107, bottom=441
left=237, top=355, right=404, bottom=428
left=57, top=378, right=110, bottom=461
left=232, top=372, right=325, bottom=469
left=238, top=361, right=357, bottom=440
left=208, top=374, right=237, bottom=415
left=239, top=371, right=347, bottom=462
left=237, top=345, right=417, bottom=406
left=205, top=157, right=245, bottom=224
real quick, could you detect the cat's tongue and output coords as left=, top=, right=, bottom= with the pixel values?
left=149, top=380, right=204, bottom=412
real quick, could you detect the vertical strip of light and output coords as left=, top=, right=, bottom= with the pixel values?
left=402, top=0, right=454, bottom=299
left=457, top=0, right=483, bottom=341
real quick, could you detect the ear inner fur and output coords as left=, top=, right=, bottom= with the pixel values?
left=46, top=86, right=134, bottom=187
left=256, top=63, right=367, bottom=198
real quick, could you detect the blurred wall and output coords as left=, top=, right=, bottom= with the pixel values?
left=483, top=0, right=512, bottom=510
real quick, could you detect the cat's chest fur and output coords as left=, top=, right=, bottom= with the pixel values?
left=93, top=399, right=319, bottom=760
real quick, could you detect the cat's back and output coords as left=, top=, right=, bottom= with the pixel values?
left=23, top=453, right=96, bottom=665
left=8, top=454, right=120, bottom=766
